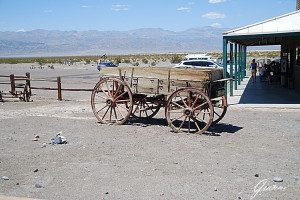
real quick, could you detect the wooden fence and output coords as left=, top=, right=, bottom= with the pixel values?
left=0, top=72, right=94, bottom=102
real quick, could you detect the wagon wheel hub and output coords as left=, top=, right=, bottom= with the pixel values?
left=183, top=108, right=193, bottom=117
left=106, top=98, right=116, bottom=107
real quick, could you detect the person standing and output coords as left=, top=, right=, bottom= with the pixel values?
left=250, top=59, right=258, bottom=83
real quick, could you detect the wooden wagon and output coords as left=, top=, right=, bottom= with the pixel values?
left=91, top=67, right=228, bottom=134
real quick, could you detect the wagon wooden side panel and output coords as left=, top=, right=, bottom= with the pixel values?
left=99, top=67, right=224, bottom=95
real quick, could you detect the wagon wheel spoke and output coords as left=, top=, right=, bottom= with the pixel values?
left=193, top=101, right=208, bottom=111
left=168, top=108, right=185, bottom=113
left=179, top=96, right=188, bottom=108
left=115, top=105, right=126, bottom=120
left=115, top=99, right=131, bottom=103
left=101, top=106, right=111, bottom=121
left=113, top=107, right=118, bottom=121
left=96, top=105, right=108, bottom=114
left=178, top=116, right=188, bottom=131
left=171, top=101, right=185, bottom=109
left=191, top=94, right=200, bottom=108
left=113, top=84, right=122, bottom=98
left=171, top=114, right=185, bottom=123
left=115, top=91, right=128, bottom=100
left=192, top=117, right=201, bottom=132
left=188, top=117, right=191, bottom=133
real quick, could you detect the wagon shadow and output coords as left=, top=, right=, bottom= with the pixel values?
left=127, top=117, right=168, bottom=126
left=205, top=123, right=243, bottom=136
left=127, top=117, right=243, bottom=136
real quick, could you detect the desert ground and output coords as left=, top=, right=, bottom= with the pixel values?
left=0, top=63, right=299, bottom=200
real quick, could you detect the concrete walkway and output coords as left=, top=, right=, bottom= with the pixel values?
left=227, top=72, right=300, bottom=108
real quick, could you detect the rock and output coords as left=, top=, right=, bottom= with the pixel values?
left=41, top=143, right=47, bottom=148
left=35, top=135, right=40, bottom=138
left=1, top=176, right=9, bottom=180
left=214, top=188, right=218, bottom=191
left=105, top=192, right=109, bottom=194
left=273, top=177, right=283, bottom=182
left=255, top=174, right=259, bottom=177
left=33, top=169, right=38, bottom=173
left=16, top=182, right=20, bottom=185
left=160, top=193, right=164, bottom=196
left=32, top=138, right=38, bottom=141
left=35, top=183, right=43, bottom=188
left=51, top=131, right=67, bottom=144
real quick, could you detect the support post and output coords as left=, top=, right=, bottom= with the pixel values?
left=57, top=77, right=62, bottom=101
left=26, top=72, right=31, bottom=96
left=243, top=46, right=247, bottom=77
left=229, top=43, right=234, bottom=96
left=238, top=44, right=241, bottom=85
left=10, top=74, right=16, bottom=94
left=222, top=38, right=228, bottom=96
left=234, top=43, right=238, bottom=90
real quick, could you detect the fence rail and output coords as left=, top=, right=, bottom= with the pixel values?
left=0, top=72, right=95, bottom=102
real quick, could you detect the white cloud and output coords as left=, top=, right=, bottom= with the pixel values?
left=44, top=10, right=53, bottom=13
left=111, top=4, right=129, bottom=11
left=208, top=0, right=228, bottom=3
left=202, top=12, right=225, bottom=19
left=81, top=5, right=89, bottom=8
left=211, top=23, right=221, bottom=27
left=177, top=7, right=191, bottom=12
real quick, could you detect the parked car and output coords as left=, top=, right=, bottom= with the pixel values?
left=173, top=59, right=223, bottom=69
left=184, top=53, right=219, bottom=63
left=97, top=61, right=117, bottom=71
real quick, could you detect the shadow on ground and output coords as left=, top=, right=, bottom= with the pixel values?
left=239, top=76, right=300, bottom=104
left=127, top=117, right=243, bottom=136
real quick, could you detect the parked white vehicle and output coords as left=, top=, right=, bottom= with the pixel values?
left=184, top=53, right=219, bottom=63
left=173, top=59, right=223, bottom=69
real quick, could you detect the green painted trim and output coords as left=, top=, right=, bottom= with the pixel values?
left=238, top=44, right=241, bottom=85
left=230, top=43, right=234, bottom=96
left=223, top=39, right=228, bottom=97
left=234, top=43, right=238, bottom=90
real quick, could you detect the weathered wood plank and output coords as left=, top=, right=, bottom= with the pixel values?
left=100, top=67, right=224, bottom=95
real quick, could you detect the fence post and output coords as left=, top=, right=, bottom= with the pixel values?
left=26, top=72, right=31, bottom=96
left=57, top=77, right=62, bottom=101
left=10, top=74, right=16, bottom=94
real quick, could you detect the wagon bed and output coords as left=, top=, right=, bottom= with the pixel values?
left=91, top=66, right=227, bottom=134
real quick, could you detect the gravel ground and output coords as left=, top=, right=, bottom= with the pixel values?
left=0, top=64, right=300, bottom=200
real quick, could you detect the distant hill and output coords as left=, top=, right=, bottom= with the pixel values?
left=0, top=27, right=229, bottom=57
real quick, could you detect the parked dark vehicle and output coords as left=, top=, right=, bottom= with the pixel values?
left=97, top=62, right=117, bottom=71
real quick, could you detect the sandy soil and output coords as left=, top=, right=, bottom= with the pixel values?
left=0, top=63, right=299, bottom=200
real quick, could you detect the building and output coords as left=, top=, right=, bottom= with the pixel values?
left=222, top=6, right=300, bottom=96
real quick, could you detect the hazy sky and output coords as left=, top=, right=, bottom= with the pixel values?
left=0, top=0, right=296, bottom=32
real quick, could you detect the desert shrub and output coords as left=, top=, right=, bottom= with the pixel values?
left=115, top=57, right=122, bottom=65
left=48, top=65, right=54, bottom=69
left=133, top=62, right=139, bottom=66
left=124, top=59, right=131, bottom=63
left=142, top=58, right=148, bottom=64
left=170, top=55, right=182, bottom=64
left=151, top=61, right=156, bottom=66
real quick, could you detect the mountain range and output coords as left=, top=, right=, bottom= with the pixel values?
left=0, top=27, right=229, bottom=57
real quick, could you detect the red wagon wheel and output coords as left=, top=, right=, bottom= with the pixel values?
left=211, top=95, right=227, bottom=125
left=91, top=77, right=133, bottom=125
left=132, top=98, right=161, bottom=118
left=165, top=88, right=213, bottom=134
